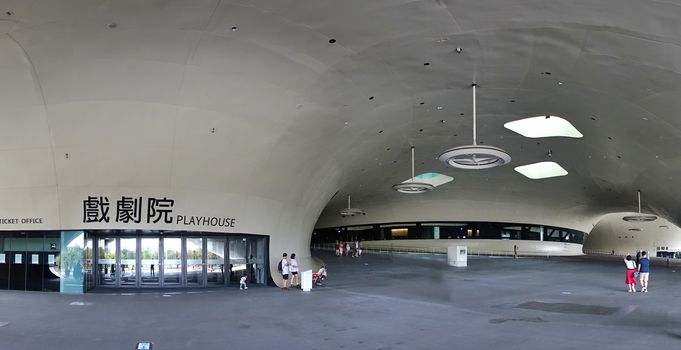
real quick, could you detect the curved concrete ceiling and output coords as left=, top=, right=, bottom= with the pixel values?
left=1, top=0, right=681, bottom=237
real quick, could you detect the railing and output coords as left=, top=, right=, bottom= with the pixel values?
left=310, top=243, right=549, bottom=258
left=582, top=249, right=681, bottom=267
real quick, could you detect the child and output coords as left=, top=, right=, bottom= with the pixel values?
left=239, top=275, right=248, bottom=290
left=315, top=265, right=327, bottom=286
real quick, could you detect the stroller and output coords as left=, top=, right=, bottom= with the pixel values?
left=312, top=266, right=327, bottom=287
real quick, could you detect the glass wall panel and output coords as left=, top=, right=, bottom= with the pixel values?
left=252, top=237, right=266, bottom=285
left=0, top=235, right=7, bottom=289
left=98, top=238, right=116, bottom=286
left=140, top=238, right=159, bottom=286
left=119, top=238, right=137, bottom=287
left=60, top=231, right=84, bottom=293
left=163, top=238, right=181, bottom=286
left=8, top=232, right=27, bottom=290
left=84, top=235, right=94, bottom=291
left=43, top=232, right=60, bottom=292
left=25, top=232, right=44, bottom=291
left=229, top=237, right=248, bottom=284
left=186, top=238, right=203, bottom=286
left=206, top=238, right=225, bottom=286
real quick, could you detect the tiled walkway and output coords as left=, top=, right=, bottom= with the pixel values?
left=1, top=251, right=679, bottom=350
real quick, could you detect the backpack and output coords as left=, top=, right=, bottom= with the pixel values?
left=277, top=260, right=283, bottom=273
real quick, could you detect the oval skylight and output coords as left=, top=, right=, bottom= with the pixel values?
left=504, top=116, right=583, bottom=138
left=514, top=161, right=568, bottom=179
left=397, top=173, right=453, bottom=188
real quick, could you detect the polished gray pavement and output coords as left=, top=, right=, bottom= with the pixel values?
left=1, top=252, right=680, bottom=350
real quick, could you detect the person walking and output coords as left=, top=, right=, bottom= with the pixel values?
left=624, top=255, right=638, bottom=292
left=279, top=253, right=290, bottom=290
left=339, top=242, right=344, bottom=256
left=290, top=253, right=299, bottom=288
left=638, top=251, right=650, bottom=292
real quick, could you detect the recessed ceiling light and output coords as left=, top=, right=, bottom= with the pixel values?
left=455, top=47, right=462, bottom=53
left=440, top=120, right=445, bottom=123
left=557, top=81, right=563, bottom=85
left=419, top=102, right=425, bottom=105
left=392, top=147, right=436, bottom=194
left=509, top=99, right=516, bottom=103
left=504, top=116, right=583, bottom=138
left=419, top=129, right=424, bottom=132
left=338, top=195, right=364, bottom=217
left=378, top=130, right=383, bottom=133
left=329, top=38, right=337, bottom=44
left=231, top=26, right=239, bottom=32
left=591, top=117, right=596, bottom=121
left=436, top=106, right=443, bottom=110
left=107, top=22, right=118, bottom=29
left=541, top=71, right=551, bottom=75
left=514, top=161, right=568, bottom=179
left=438, top=84, right=511, bottom=170
left=369, top=96, right=374, bottom=100
left=622, top=190, right=657, bottom=222
left=424, top=62, right=431, bottom=66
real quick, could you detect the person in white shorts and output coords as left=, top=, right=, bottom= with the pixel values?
left=290, top=253, right=299, bottom=288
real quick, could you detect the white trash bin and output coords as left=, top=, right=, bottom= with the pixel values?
left=448, top=246, right=467, bottom=267
left=301, top=270, right=313, bottom=292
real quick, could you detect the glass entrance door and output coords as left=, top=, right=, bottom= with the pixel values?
left=140, top=238, right=159, bottom=287
left=94, top=234, right=265, bottom=288
left=162, top=238, right=182, bottom=287
left=206, top=238, right=225, bottom=286
left=119, top=238, right=137, bottom=287
left=97, top=238, right=116, bottom=287
left=186, top=238, right=204, bottom=286
left=229, top=236, right=266, bottom=286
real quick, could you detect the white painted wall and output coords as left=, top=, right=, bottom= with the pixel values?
left=583, top=213, right=681, bottom=256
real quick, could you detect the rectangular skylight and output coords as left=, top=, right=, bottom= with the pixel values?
left=403, top=172, right=453, bottom=187
left=514, top=161, right=568, bottom=179
left=504, top=116, right=583, bottom=138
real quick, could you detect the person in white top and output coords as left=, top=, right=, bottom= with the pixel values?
left=290, top=253, right=299, bottom=288
left=623, top=255, right=638, bottom=292
left=280, top=253, right=290, bottom=290
left=239, top=275, right=248, bottom=290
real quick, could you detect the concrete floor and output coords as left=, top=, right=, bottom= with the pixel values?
left=1, top=251, right=680, bottom=350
